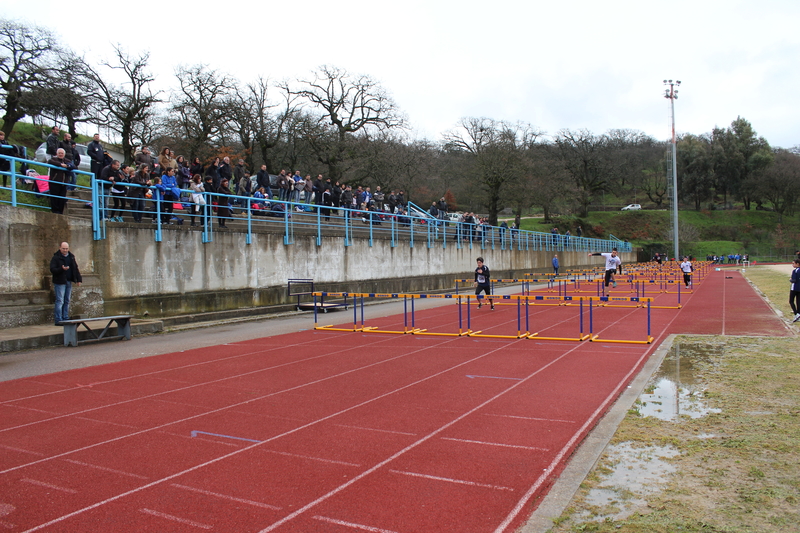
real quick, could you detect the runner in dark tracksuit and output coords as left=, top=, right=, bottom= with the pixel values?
left=790, top=259, right=800, bottom=323
left=474, top=257, right=494, bottom=310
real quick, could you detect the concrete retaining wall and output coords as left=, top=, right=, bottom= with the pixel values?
left=0, top=204, right=635, bottom=323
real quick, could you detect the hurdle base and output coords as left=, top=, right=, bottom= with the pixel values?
left=590, top=335, right=654, bottom=344
left=468, top=332, right=530, bottom=339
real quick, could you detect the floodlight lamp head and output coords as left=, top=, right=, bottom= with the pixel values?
left=676, top=80, right=681, bottom=85
left=663, top=79, right=668, bottom=84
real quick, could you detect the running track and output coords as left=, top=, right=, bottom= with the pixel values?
left=0, top=270, right=789, bottom=532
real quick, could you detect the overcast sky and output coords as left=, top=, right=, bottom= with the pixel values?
left=5, top=0, right=799, bottom=147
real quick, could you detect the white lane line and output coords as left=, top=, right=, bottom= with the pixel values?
left=16, top=337, right=459, bottom=533
left=0, top=444, right=45, bottom=457
left=139, top=508, right=212, bottom=530
left=256, top=339, right=577, bottom=533
left=0, top=334, right=350, bottom=406
left=440, top=437, right=549, bottom=452
left=390, top=469, right=514, bottom=492
left=170, top=484, right=281, bottom=510
left=1, top=338, right=375, bottom=434
left=2, top=404, right=58, bottom=415
left=20, top=478, right=76, bottom=494
left=334, top=424, right=417, bottom=436
left=1, top=336, right=413, bottom=475
left=312, top=515, right=398, bottom=532
left=483, top=413, right=576, bottom=424
left=63, top=459, right=148, bottom=480
left=493, top=294, right=688, bottom=532
left=262, top=449, right=362, bottom=467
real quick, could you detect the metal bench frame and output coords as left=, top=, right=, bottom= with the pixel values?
left=61, top=315, right=134, bottom=347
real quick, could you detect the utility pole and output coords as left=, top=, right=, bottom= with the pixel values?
left=664, top=79, right=681, bottom=261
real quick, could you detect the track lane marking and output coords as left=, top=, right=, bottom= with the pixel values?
left=170, top=484, right=281, bottom=510
left=20, top=478, right=76, bottom=494
left=0, top=332, right=376, bottom=405
left=0, top=334, right=406, bottom=435
left=62, top=459, right=148, bottom=480
left=312, top=515, right=398, bottom=532
left=255, top=339, right=583, bottom=533
left=261, top=449, right=362, bottom=467
left=2, top=335, right=416, bottom=476
left=493, top=281, right=694, bottom=532
left=440, top=437, right=549, bottom=451
left=139, top=508, right=212, bottom=530
left=334, top=424, right=417, bottom=436
left=17, top=336, right=485, bottom=532
left=390, top=469, right=514, bottom=491
left=483, top=413, right=576, bottom=424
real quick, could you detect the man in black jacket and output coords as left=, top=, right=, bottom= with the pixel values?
left=256, top=164, right=271, bottom=193
left=59, top=133, right=79, bottom=190
left=45, top=126, right=60, bottom=156
left=87, top=133, right=104, bottom=179
left=0, top=130, right=17, bottom=188
left=48, top=148, right=70, bottom=214
left=50, top=242, right=82, bottom=325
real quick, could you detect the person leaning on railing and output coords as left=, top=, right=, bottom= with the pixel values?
left=189, top=174, right=206, bottom=227
left=47, top=148, right=71, bottom=215
left=0, top=130, right=17, bottom=188
left=127, top=165, right=152, bottom=223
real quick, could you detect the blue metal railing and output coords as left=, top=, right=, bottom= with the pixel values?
left=1, top=153, right=631, bottom=253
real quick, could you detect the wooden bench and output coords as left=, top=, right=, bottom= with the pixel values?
left=61, top=315, right=134, bottom=347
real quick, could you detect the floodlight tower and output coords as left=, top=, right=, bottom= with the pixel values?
left=664, top=79, right=680, bottom=261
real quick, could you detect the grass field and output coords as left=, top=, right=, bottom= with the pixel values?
left=546, top=265, right=800, bottom=533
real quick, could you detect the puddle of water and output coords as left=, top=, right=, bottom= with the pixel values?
left=637, top=343, right=723, bottom=421
left=580, top=442, right=679, bottom=521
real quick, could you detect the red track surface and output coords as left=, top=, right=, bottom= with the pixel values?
left=0, top=270, right=789, bottom=532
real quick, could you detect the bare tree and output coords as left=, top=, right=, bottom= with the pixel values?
left=443, top=117, right=542, bottom=225
left=170, top=64, right=233, bottom=160
left=87, top=45, right=161, bottom=164
left=22, top=50, right=96, bottom=138
left=285, top=65, right=405, bottom=181
left=519, top=143, right=576, bottom=222
left=227, top=77, right=301, bottom=173
left=0, top=19, right=60, bottom=136
left=554, top=129, right=613, bottom=217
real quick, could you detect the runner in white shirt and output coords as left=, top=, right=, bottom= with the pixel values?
left=588, top=248, right=621, bottom=293
left=680, top=257, right=693, bottom=287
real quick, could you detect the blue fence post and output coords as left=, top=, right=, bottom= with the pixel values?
left=283, top=200, right=291, bottom=245
left=153, top=187, right=162, bottom=242
left=316, top=207, right=321, bottom=246
left=368, top=211, right=374, bottom=247
left=246, top=199, right=252, bottom=245
left=202, top=193, right=211, bottom=243
left=91, top=177, right=102, bottom=241
left=345, top=208, right=351, bottom=247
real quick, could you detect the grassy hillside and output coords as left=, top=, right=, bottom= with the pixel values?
left=522, top=209, right=800, bottom=262
left=0, top=121, right=96, bottom=154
